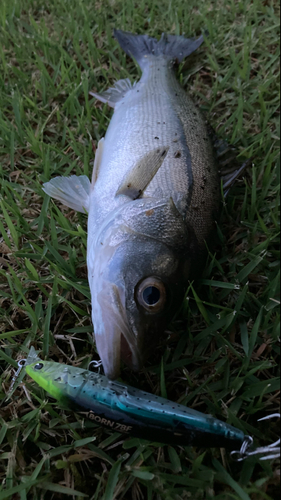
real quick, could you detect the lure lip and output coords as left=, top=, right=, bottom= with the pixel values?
left=25, top=346, right=41, bottom=366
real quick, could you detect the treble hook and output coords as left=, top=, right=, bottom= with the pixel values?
left=230, top=413, right=280, bottom=461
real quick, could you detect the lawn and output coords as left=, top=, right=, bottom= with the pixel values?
left=0, top=0, right=280, bottom=499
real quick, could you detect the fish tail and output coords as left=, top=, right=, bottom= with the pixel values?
left=114, top=29, right=204, bottom=69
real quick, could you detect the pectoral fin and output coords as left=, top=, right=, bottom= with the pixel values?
left=42, top=175, right=90, bottom=213
left=116, top=146, right=169, bottom=200
left=91, top=138, right=104, bottom=187
left=90, top=78, right=135, bottom=108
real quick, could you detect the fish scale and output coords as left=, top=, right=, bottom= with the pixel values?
left=166, top=72, right=219, bottom=243
left=140, top=59, right=194, bottom=210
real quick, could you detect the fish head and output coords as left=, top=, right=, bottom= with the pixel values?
left=90, top=198, right=196, bottom=379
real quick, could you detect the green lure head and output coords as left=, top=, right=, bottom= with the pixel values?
left=25, top=348, right=71, bottom=405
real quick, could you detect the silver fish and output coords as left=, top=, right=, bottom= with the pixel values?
left=43, top=30, right=221, bottom=379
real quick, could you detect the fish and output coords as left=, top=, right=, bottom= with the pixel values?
left=42, top=30, right=223, bottom=379
left=25, top=348, right=246, bottom=449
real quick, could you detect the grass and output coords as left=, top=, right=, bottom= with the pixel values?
left=0, top=0, right=279, bottom=498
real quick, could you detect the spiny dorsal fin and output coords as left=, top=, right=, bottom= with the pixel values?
left=115, top=146, right=169, bottom=200
left=206, top=122, right=251, bottom=197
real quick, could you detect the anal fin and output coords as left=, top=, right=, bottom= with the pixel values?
left=90, top=78, right=135, bottom=108
left=116, top=146, right=169, bottom=200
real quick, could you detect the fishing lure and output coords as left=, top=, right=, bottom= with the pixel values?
left=17, top=348, right=279, bottom=459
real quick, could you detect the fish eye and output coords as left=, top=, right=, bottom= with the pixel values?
left=136, top=277, right=166, bottom=312
left=34, top=363, right=44, bottom=370
left=143, top=286, right=160, bottom=305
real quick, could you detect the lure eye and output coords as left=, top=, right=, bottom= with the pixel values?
left=136, top=277, right=166, bottom=312
left=34, top=363, right=44, bottom=370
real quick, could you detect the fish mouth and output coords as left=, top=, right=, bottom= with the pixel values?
left=94, top=282, right=141, bottom=379
left=120, top=332, right=142, bottom=371
left=95, top=327, right=142, bottom=380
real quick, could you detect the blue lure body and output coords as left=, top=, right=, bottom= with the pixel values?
left=25, top=350, right=245, bottom=449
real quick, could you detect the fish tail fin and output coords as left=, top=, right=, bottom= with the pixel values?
left=114, top=29, right=204, bottom=69
left=42, top=175, right=91, bottom=213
